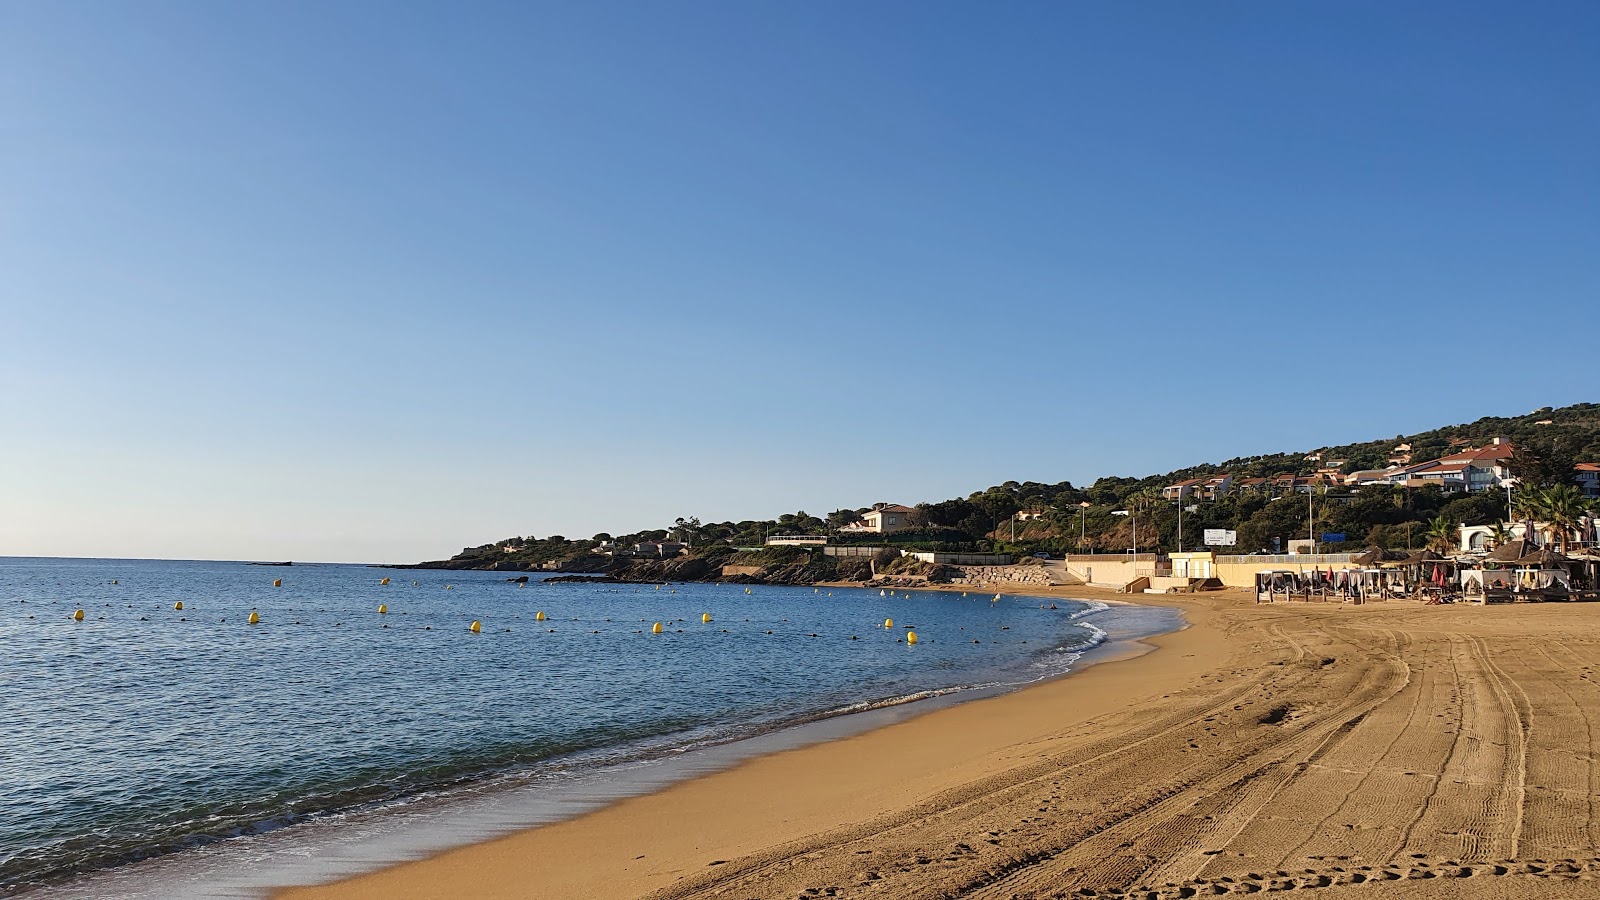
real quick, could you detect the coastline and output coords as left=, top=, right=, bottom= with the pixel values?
left=275, top=585, right=1600, bottom=900
left=18, top=584, right=1166, bottom=900
left=272, top=585, right=1207, bottom=900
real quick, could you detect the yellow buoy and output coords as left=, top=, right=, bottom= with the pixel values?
left=446, top=585, right=453, bottom=590
left=73, top=609, right=85, bottom=621
left=273, top=578, right=282, bottom=588
left=652, top=621, right=663, bottom=634
left=470, top=620, right=481, bottom=633
left=174, top=601, right=183, bottom=610
left=907, top=631, right=919, bottom=645
left=884, top=618, right=893, bottom=629
left=380, top=577, right=390, bottom=586
left=701, top=612, right=712, bottom=623
left=535, top=611, right=546, bottom=621
left=248, top=611, right=260, bottom=625
left=377, top=604, right=388, bottom=614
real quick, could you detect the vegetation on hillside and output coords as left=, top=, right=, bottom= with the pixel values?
left=428, top=403, right=1600, bottom=569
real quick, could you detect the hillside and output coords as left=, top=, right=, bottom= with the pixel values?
left=418, top=402, right=1600, bottom=572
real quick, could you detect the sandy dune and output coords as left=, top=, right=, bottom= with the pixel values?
left=277, top=590, right=1600, bottom=900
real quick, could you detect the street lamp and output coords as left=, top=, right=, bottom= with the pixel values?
left=1079, top=501, right=1091, bottom=552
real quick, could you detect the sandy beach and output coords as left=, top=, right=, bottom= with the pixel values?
left=276, top=586, right=1600, bottom=900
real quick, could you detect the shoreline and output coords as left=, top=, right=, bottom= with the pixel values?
left=274, top=585, right=1600, bottom=900
left=22, top=586, right=1168, bottom=900
left=271, top=584, right=1207, bottom=900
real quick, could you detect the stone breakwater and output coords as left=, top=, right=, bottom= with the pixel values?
left=949, top=565, right=1056, bottom=587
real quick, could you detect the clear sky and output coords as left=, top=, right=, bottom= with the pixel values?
left=2, top=1, right=1596, bottom=562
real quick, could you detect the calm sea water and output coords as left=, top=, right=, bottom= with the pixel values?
left=0, top=557, right=1154, bottom=895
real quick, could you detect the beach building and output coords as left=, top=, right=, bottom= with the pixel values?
left=764, top=535, right=828, bottom=546
left=1458, top=522, right=1541, bottom=554
left=839, top=504, right=915, bottom=534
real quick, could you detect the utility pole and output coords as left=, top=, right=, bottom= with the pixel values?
left=1178, top=499, right=1184, bottom=554
left=1309, top=485, right=1315, bottom=556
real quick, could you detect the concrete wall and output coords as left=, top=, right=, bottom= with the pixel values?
left=720, top=565, right=765, bottom=577
left=822, top=546, right=884, bottom=558
left=1057, top=554, right=1159, bottom=588
left=1147, top=575, right=1201, bottom=592
left=907, top=552, right=1014, bottom=565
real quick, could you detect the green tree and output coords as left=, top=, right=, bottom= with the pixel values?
left=1538, top=484, right=1589, bottom=552
left=1424, top=516, right=1456, bottom=554
left=1487, top=521, right=1513, bottom=549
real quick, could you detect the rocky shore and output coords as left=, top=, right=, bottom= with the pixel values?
left=392, top=553, right=1071, bottom=592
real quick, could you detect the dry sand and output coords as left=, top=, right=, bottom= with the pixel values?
left=276, top=587, right=1600, bottom=900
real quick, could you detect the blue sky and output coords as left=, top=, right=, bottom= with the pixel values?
left=2, top=1, right=1596, bottom=562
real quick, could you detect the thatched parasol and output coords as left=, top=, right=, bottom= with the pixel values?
left=1515, top=546, right=1571, bottom=567
left=1486, top=539, right=1531, bottom=563
left=1353, top=548, right=1407, bottom=566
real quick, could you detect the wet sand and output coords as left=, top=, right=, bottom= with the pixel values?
left=276, top=586, right=1600, bottom=900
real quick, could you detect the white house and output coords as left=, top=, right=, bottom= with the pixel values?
left=1402, top=438, right=1515, bottom=493
left=839, top=504, right=915, bottom=534
left=1576, top=463, right=1600, bottom=500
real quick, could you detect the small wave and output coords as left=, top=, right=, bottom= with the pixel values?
left=1069, top=600, right=1110, bottom=620
left=821, top=686, right=974, bottom=718
left=1075, top=620, right=1109, bottom=647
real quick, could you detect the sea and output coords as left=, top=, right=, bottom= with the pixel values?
left=0, top=556, right=1181, bottom=898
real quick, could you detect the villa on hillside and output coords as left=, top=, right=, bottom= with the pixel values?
left=1161, top=478, right=1206, bottom=500
left=1346, top=466, right=1410, bottom=487
left=633, top=540, right=688, bottom=557
left=1167, top=438, right=1522, bottom=500
left=1400, top=438, right=1515, bottom=493
left=839, top=503, right=915, bottom=534
left=1576, top=463, right=1600, bottom=500
left=1158, top=474, right=1234, bottom=502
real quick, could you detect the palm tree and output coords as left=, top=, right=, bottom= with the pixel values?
left=1425, top=516, right=1456, bottom=554
left=1540, top=484, right=1588, bottom=553
left=1513, top=484, right=1546, bottom=521
left=1487, top=520, right=1514, bottom=549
